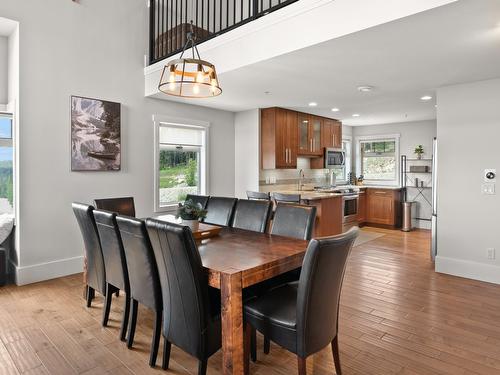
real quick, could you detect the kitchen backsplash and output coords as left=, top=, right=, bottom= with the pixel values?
left=259, top=158, right=335, bottom=187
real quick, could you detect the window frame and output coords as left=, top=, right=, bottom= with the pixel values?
left=0, top=112, right=14, bottom=216
left=153, top=114, right=210, bottom=213
left=355, top=134, right=400, bottom=186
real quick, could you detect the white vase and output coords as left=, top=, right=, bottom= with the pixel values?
left=182, top=219, right=200, bottom=231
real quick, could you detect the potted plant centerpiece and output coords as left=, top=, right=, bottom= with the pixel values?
left=177, top=199, right=207, bottom=231
left=414, top=145, right=424, bottom=159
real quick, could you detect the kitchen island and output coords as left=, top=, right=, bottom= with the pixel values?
left=261, top=185, right=403, bottom=236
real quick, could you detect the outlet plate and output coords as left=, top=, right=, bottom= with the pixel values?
left=482, top=184, right=495, bottom=195
left=487, top=248, right=496, bottom=260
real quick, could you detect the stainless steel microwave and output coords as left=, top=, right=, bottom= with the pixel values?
left=324, top=148, right=345, bottom=168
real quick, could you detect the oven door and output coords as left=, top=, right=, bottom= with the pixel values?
left=325, top=148, right=345, bottom=168
left=343, top=195, right=359, bottom=224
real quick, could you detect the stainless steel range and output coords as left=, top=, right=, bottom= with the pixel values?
left=315, top=186, right=360, bottom=229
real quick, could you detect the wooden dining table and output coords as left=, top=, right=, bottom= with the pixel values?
left=196, top=227, right=309, bottom=375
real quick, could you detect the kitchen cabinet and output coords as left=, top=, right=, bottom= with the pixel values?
left=358, top=190, right=366, bottom=224
left=261, top=108, right=298, bottom=169
left=366, top=188, right=401, bottom=227
left=310, top=119, right=342, bottom=169
left=298, top=114, right=322, bottom=156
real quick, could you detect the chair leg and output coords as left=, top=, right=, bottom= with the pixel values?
left=250, top=328, right=257, bottom=362
left=297, top=356, right=307, bottom=375
left=264, top=336, right=270, bottom=354
left=244, top=322, right=251, bottom=375
left=115, top=290, right=120, bottom=297
left=198, top=360, right=207, bottom=375
left=149, top=310, right=162, bottom=367
left=85, top=286, right=93, bottom=308
left=119, top=293, right=130, bottom=341
left=331, top=335, right=342, bottom=375
left=162, top=337, right=171, bottom=370
left=127, top=299, right=138, bottom=348
left=102, top=283, right=114, bottom=327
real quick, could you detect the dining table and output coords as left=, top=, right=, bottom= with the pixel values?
left=195, top=226, right=309, bottom=375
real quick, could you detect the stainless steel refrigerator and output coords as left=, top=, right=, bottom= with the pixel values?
left=431, top=137, right=438, bottom=260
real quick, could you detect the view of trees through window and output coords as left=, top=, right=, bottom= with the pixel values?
left=159, top=148, right=200, bottom=205
left=361, top=140, right=396, bottom=180
left=0, top=115, right=13, bottom=214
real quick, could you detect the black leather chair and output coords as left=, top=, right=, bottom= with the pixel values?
left=145, top=218, right=221, bottom=375
left=271, top=203, right=316, bottom=240
left=246, top=191, right=270, bottom=200
left=272, top=192, right=301, bottom=203
left=253, top=203, right=317, bottom=359
left=231, top=199, right=272, bottom=233
left=93, top=209, right=131, bottom=341
left=244, top=227, right=359, bottom=375
left=203, top=197, right=237, bottom=226
left=116, top=216, right=162, bottom=367
left=185, top=194, right=210, bottom=209
left=94, top=197, right=136, bottom=217
left=72, top=203, right=105, bottom=308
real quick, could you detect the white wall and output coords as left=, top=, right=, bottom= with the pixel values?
left=0, top=0, right=235, bottom=285
left=435, top=78, right=500, bottom=284
left=234, top=109, right=259, bottom=198
left=0, top=36, right=7, bottom=104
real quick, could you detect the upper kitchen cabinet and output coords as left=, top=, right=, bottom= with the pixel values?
left=298, top=114, right=322, bottom=156
left=322, top=119, right=342, bottom=149
left=261, top=107, right=298, bottom=169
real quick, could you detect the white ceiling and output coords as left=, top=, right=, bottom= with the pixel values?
left=0, top=17, right=17, bottom=37
left=155, top=0, right=500, bottom=125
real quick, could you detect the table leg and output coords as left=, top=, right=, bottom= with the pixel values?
left=221, top=271, right=244, bottom=375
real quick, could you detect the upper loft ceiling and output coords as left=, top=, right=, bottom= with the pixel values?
left=0, top=17, right=17, bottom=36
left=150, top=0, right=500, bottom=126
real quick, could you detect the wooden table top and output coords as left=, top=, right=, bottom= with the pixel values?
left=197, top=227, right=309, bottom=288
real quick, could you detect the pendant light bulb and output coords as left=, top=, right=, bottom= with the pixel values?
left=193, top=84, right=200, bottom=94
left=196, top=64, right=204, bottom=83
left=168, top=65, right=176, bottom=91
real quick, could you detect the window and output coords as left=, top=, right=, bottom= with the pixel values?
left=154, top=117, right=208, bottom=211
left=358, top=136, right=399, bottom=183
left=0, top=114, right=14, bottom=214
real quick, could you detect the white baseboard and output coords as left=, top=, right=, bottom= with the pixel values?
left=435, top=256, right=500, bottom=285
left=12, top=256, right=83, bottom=286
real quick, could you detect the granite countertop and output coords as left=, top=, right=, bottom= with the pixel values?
left=269, top=190, right=344, bottom=201
left=357, top=185, right=402, bottom=190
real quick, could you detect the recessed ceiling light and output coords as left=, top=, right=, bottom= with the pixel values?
left=421, top=95, right=433, bottom=101
left=308, top=102, right=317, bottom=107
left=357, top=85, right=374, bottom=92
left=331, top=108, right=340, bottom=112
left=352, top=114, right=360, bottom=117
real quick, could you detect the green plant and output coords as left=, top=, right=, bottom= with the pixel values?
left=414, top=145, right=424, bottom=155
left=186, top=159, right=197, bottom=187
left=177, top=199, right=207, bottom=220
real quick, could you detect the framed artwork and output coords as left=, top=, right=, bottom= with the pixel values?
left=71, top=95, right=121, bottom=171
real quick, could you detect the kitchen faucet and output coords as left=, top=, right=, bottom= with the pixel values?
left=298, top=169, right=305, bottom=191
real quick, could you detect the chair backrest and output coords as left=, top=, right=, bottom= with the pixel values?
left=231, top=199, right=272, bottom=233
left=296, top=227, right=359, bottom=357
left=272, top=192, right=301, bottom=203
left=146, top=218, right=210, bottom=359
left=116, top=216, right=161, bottom=310
left=271, top=203, right=316, bottom=240
left=93, top=209, right=129, bottom=292
left=185, top=194, right=210, bottom=209
left=72, top=203, right=106, bottom=294
left=204, top=197, right=237, bottom=226
left=94, top=197, right=136, bottom=217
left=246, top=191, right=270, bottom=201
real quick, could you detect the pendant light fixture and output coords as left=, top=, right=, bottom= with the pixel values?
left=158, top=21, right=222, bottom=98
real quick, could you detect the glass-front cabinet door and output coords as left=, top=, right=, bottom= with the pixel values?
left=298, top=114, right=310, bottom=154
left=312, top=117, right=322, bottom=154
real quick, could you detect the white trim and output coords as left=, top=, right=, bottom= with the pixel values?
left=355, top=133, right=401, bottom=186
left=435, top=256, right=500, bottom=285
left=12, top=256, right=84, bottom=286
left=153, top=115, right=210, bottom=213
left=0, top=104, right=7, bottom=112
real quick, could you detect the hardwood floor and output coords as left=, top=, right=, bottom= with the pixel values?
left=1, top=227, right=500, bottom=374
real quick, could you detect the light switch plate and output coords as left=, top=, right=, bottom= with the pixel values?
left=482, top=183, right=495, bottom=195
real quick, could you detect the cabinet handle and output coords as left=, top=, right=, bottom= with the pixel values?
left=332, top=134, right=335, bottom=146
left=310, top=139, right=313, bottom=152
left=287, top=148, right=289, bottom=163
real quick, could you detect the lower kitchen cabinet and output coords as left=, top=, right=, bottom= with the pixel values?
left=365, top=188, right=401, bottom=228
left=357, top=190, right=366, bottom=224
